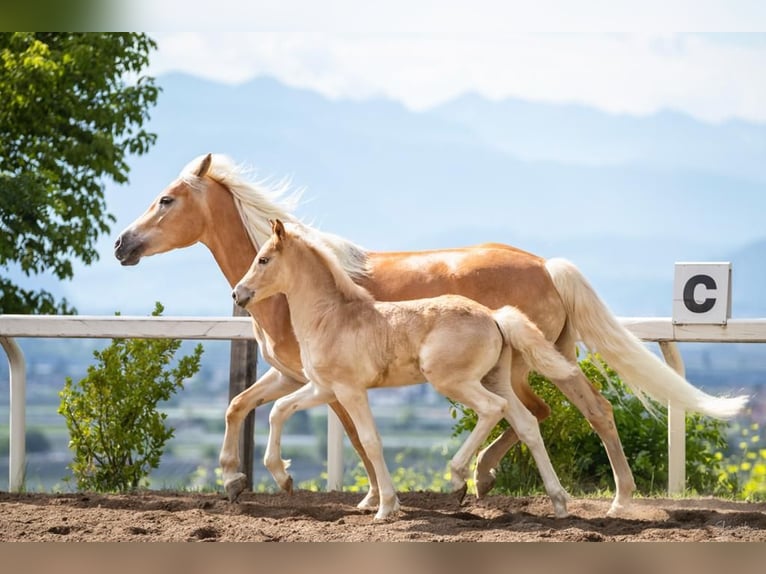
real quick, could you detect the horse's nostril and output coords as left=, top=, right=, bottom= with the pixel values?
left=114, top=236, right=122, bottom=249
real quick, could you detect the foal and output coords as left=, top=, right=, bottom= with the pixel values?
left=233, top=220, right=577, bottom=520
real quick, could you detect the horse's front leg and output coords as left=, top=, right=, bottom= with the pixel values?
left=332, top=384, right=399, bottom=521
left=220, top=367, right=304, bottom=501
left=265, top=382, right=335, bottom=492
left=327, top=400, right=379, bottom=510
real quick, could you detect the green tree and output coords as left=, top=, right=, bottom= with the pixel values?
left=58, top=303, right=204, bottom=492
left=0, top=32, right=159, bottom=314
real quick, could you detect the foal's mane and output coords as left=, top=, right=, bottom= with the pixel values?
left=180, top=154, right=369, bottom=280
left=284, top=223, right=375, bottom=304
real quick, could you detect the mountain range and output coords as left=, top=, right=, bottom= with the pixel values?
left=11, top=72, right=766, bottom=318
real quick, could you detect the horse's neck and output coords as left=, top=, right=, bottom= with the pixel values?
left=200, top=184, right=257, bottom=287
left=283, top=249, right=360, bottom=339
left=202, top=203, right=297, bottom=351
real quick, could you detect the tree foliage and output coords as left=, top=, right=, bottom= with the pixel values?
left=0, top=33, right=159, bottom=314
left=58, top=303, right=204, bottom=492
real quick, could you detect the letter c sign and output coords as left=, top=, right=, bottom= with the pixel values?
left=673, top=263, right=731, bottom=325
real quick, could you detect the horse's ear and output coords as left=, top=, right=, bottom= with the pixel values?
left=195, top=153, right=212, bottom=177
left=271, top=218, right=286, bottom=241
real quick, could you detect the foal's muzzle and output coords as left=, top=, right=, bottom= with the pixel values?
left=232, top=284, right=253, bottom=308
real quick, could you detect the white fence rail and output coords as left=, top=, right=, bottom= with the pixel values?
left=2, top=314, right=765, bottom=495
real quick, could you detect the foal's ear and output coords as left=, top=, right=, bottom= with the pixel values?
left=195, top=153, right=212, bottom=177
left=270, top=219, right=286, bottom=242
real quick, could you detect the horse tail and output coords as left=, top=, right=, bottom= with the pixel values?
left=545, top=257, right=748, bottom=419
left=493, top=306, right=578, bottom=382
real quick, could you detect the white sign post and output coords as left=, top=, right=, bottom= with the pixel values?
left=667, top=262, right=732, bottom=494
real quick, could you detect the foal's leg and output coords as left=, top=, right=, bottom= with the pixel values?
left=474, top=359, right=549, bottom=498
left=220, top=367, right=303, bottom=500
left=220, top=366, right=379, bottom=506
left=332, top=384, right=400, bottom=521
left=476, top=347, right=637, bottom=516
left=264, top=381, right=336, bottom=492
left=328, top=403, right=380, bottom=509
left=495, top=380, right=571, bottom=518
left=478, top=351, right=569, bottom=517
left=433, top=379, right=509, bottom=500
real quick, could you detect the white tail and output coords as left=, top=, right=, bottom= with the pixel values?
left=545, top=258, right=748, bottom=419
left=493, top=306, right=579, bottom=382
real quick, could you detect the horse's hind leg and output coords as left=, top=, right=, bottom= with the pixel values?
left=477, top=371, right=635, bottom=517
left=546, top=321, right=636, bottom=516
left=499, top=381, right=570, bottom=518
left=432, top=377, right=508, bottom=501
left=477, top=324, right=636, bottom=516
left=552, top=369, right=635, bottom=517
left=484, top=350, right=569, bottom=517
left=474, top=358, right=550, bottom=498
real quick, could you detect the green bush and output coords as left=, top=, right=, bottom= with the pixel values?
left=715, top=418, right=766, bottom=501
left=58, top=302, right=203, bottom=492
left=450, top=353, right=732, bottom=496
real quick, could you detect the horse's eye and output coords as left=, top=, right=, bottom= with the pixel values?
left=258, top=257, right=269, bottom=265
left=159, top=196, right=174, bottom=206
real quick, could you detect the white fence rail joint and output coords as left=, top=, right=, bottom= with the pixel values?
left=2, top=315, right=764, bottom=494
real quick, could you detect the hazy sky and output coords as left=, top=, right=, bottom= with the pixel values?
left=130, top=2, right=766, bottom=123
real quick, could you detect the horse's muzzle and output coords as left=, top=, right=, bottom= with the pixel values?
left=114, top=232, right=144, bottom=266
left=232, top=284, right=253, bottom=308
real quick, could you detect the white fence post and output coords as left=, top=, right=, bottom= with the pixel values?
left=659, top=341, right=687, bottom=495
left=1, top=336, right=26, bottom=492
left=326, top=408, right=344, bottom=491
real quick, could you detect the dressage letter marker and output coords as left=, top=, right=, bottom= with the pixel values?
left=672, top=262, right=731, bottom=325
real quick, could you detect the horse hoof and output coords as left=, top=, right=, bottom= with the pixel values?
left=607, top=501, right=627, bottom=518
left=453, top=483, right=468, bottom=505
left=372, top=495, right=401, bottom=521
left=356, top=492, right=379, bottom=510
left=283, top=475, right=294, bottom=494
left=224, top=473, right=248, bottom=503
left=551, top=491, right=570, bottom=518
left=475, top=470, right=496, bottom=499
left=374, top=502, right=400, bottom=521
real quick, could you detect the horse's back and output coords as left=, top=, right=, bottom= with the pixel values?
left=365, top=244, right=566, bottom=341
left=376, top=295, right=503, bottom=383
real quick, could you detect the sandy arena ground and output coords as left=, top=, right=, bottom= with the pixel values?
left=1, top=489, right=765, bottom=542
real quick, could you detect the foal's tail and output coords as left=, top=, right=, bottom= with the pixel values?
left=545, top=257, right=749, bottom=419
left=493, top=306, right=579, bottom=382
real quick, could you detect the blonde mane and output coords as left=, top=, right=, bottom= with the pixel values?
left=283, top=222, right=374, bottom=304
left=180, top=154, right=369, bottom=280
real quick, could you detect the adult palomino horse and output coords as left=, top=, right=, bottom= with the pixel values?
left=114, top=153, right=748, bottom=517
left=232, top=219, right=578, bottom=520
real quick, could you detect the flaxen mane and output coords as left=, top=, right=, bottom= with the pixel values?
left=284, top=223, right=374, bottom=304
left=180, top=153, right=369, bottom=280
